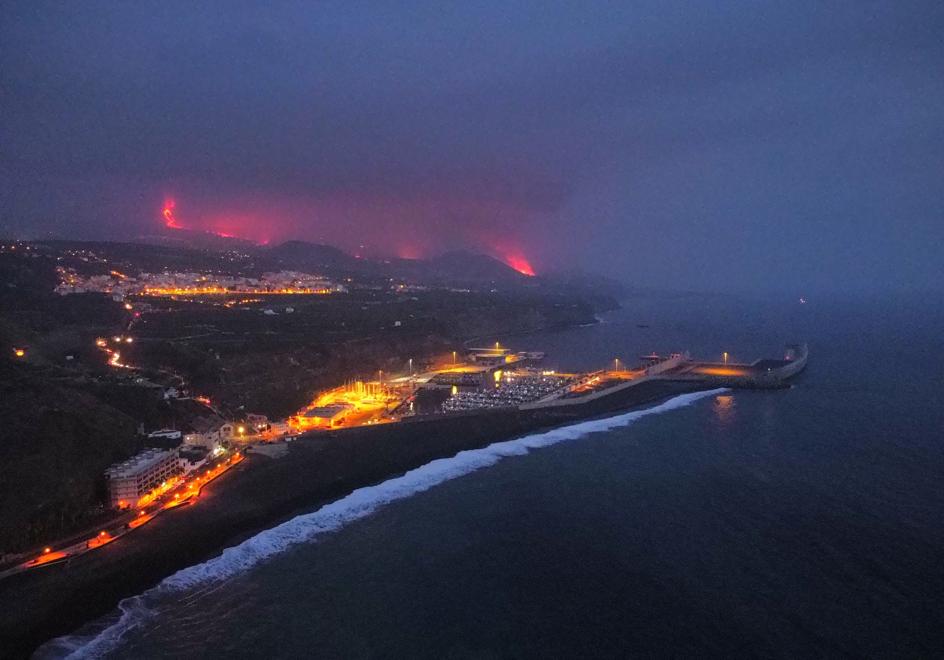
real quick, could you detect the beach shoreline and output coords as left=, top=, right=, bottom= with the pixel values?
left=1, top=380, right=704, bottom=659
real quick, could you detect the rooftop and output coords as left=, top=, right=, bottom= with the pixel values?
left=304, top=403, right=354, bottom=418
left=105, top=448, right=177, bottom=479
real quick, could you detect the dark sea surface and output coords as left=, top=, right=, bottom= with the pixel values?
left=42, top=293, right=944, bottom=658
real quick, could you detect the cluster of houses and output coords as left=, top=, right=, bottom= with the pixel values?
left=55, top=268, right=347, bottom=298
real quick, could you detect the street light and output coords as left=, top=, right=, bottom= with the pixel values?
left=614, top=358, right=620, bottom=372
left=452, top=351, right=457, bottom=364
left=723, top=352, right=729, bottom=365
left=408, top=358, right=413, bottom=376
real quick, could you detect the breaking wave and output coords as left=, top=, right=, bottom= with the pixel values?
left=39, top=388, right=725, bottom=659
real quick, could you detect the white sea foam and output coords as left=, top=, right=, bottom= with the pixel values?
left=40, top=388, right=725, bottom=659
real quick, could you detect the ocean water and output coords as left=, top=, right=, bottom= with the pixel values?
left=41, top=293, right=944, bottom=658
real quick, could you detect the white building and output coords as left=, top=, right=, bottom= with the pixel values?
left=105, top=448, right=182, bottom=508
left=183, top=415, right=231, bottom=449
left=269, top=421, right=290, bottom=436
left=147, top=428, right=182, bottom=442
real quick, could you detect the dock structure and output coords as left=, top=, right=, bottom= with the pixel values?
left=518, top=344, right=808, bottom=410
left=294, top=343, right=809, bottom=423
left=657, top=343, right=809, bottom=389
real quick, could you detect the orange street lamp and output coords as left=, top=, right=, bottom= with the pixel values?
left=13, top=348, right=25, bottom=358
left=452, top=351, right=457, bottom=364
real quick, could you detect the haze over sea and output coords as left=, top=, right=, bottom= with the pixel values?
left=41, top=292, right=944, bottom=658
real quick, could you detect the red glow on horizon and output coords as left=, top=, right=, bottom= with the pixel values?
left=162, top=199, right=183, bottom=229
left=156, top=197, right=539, bottom=265
left=159, top=198, right=266, bottom=244
left=504, top=254, right=536, bottom=276
left=492, top=243, right=536, bottom=276
left=397, top=245, right=424, bottom=260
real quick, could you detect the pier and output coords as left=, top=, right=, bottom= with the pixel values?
left=657, top=343, right=809, bottom=389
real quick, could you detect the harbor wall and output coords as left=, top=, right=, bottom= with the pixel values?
left=666, top=344, right=808, bottom=389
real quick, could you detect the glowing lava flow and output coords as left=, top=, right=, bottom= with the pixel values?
left=162, top=199, right=183, bottom=229
left=160, top=198, right=265, bottom=243
left=490, top=242, right=536, bottom=276
left=503, top=254, right=536, bottom=276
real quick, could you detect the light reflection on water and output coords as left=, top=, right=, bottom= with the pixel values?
left=712, top=394, right=736, bottom=425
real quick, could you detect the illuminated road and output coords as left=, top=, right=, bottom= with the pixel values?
left=0, top=452, right=244, bottom=581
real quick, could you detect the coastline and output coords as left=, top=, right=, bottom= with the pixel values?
left=0, top=379, right=704, bottom=658
left=460, top=301, right=619, bottom=349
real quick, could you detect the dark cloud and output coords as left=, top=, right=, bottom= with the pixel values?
left=2, top=1, right=942, bottom=291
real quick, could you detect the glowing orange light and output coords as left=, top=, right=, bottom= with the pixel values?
left=397, top=245, right=423, bottom=260
left=13, top=348, right=25, bottom=358
left=162, top=198, right=183, bottom=229
left=504, top=254, right=535, bottom=276
left=31, top=549, right=67, bottom=565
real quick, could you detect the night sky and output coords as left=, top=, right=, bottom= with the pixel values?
left=2, top=2, right=942, bottom=292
